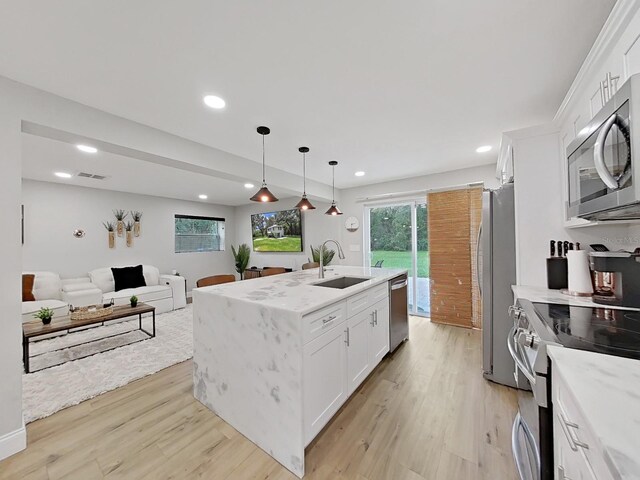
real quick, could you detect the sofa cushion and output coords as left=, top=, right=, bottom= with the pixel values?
left=62, top=282, right=97, bottom=293
left=22, top=299, right=68, bottom=316
left=89, top=265, right=160, bottom=293
left=22, top=274, right=35, bottom=301
left=103, top=285, right=172, bottom=305
left=23, top=271, right=62, bottom=300
left=111, top=265, right=146, bottom=292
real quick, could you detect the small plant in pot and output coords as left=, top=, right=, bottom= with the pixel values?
left=130, top=295, right=138, bottom=308
left=113, top=209, right=128, bottom=237
left=34, top=307, right=54, bottom=325
left=231, top=243, right=251, bottom=280
left=103, top=221, right=116, bottom=249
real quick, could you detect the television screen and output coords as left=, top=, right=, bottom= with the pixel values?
left=251, top=208, right=303, bottom=252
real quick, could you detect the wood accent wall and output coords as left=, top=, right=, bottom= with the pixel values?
left=428, top=187, right=483, bottom=329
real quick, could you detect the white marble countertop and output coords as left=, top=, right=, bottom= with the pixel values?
left=548, top=346, right=640, bottom=480
left=512, top=285, right=640, bottom=311
left=197, top=266, right=408, bottom=315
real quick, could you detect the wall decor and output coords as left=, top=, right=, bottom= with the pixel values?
left=103, top=221, right=116, bottom=249
left=125, top=221, right=134, bottom=247
left=131, top=210, right=142, bottom=237
left=113, top=209, right=128, bottom=237
left=73, top=229, right=85, bottom=238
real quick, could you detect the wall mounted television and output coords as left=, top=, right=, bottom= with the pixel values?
left=251, top=208, right=303, bottom=252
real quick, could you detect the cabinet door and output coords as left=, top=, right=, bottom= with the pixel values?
left=370, top=298, right=390, bottom=365
left=346, top=309, right=372, bottom=395
left=303, top=325, right=348, bottom=444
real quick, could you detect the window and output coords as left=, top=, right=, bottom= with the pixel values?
left=174, top=215, right=225, bottom=253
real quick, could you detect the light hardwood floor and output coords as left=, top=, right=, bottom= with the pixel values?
left=0, top=317, right=519, bottom=480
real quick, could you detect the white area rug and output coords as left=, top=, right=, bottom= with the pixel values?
left=23, top=305, right=193, bottom=423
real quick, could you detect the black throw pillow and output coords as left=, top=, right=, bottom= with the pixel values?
left=111, top=265, right=147, bottom=292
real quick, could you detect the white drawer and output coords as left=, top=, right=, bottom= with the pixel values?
left=369, top=283, right=388, bottom=303
left=347, top=290, right=370, bottom=317
left=553, top=367, right=615, bottom=480
left=303, top=301, right=347, bottom=344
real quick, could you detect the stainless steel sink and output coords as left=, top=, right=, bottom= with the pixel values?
left=313, top=276, right=371, bottom=289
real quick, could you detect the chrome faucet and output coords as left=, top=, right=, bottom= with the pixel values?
left=319, top=239, right=346, bottom=278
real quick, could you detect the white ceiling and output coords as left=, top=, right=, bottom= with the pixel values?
left=1, top=0, right=616, bottom=190
left=21, top=134, right=280, bottom=206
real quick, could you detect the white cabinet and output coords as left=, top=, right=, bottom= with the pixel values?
left=370, top=298, right=390, bottom=365
left=346, top=308, right=372, bottom=395
left=303, top=282, right=391, bottom=443
left=303, top=323, right=348, bottom=444
left=552, top=363, right=615, bottom=480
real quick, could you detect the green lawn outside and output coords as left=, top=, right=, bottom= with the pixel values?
left=371, top=250, right=430, bottom=277
left=253, top=236, right=302, bottom=252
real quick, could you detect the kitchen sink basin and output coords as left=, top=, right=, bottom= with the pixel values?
left=313, top=276, right=371, bottom=289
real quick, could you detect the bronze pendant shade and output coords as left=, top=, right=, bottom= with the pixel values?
left=250, top=126, right=279, bottom=203
left=325, top=160, right=343, bottom=216
left=295, top=147, right=315, bottom=210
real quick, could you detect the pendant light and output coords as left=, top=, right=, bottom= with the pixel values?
left=295, top=147, right=316, bottom=210
left=250, top=126, right=279, bottom=203
left=325, top=161, right=343, bottom=216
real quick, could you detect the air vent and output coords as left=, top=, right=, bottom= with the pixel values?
left=77, top=172, right=108, bottom=180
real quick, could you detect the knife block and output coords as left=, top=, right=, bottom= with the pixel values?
left=547, top=257, right=568, bottom=290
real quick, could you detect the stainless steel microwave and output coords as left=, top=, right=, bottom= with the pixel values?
left=567, top=74, right=639, bottom=221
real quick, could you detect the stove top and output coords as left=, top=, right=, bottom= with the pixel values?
left=532, top=303, right=640, bottom=360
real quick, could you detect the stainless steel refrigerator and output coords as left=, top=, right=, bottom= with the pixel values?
left=480, top=183, right=517, bottom=388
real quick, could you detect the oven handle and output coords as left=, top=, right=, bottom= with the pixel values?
left=512, top=412, right=541, bottom=480
left=594, top=113, right=629, bottom=190
left=507, top=326, right=536, bottom=385
left=476, top=224, right=482, bottom=296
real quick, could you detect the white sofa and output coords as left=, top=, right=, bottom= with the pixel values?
left=88, top=265, right=186, bottom=314
left=21, top=271, right=103, bottom=323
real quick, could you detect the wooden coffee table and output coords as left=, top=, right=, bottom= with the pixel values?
left=22, top=303, right=156, bottom=373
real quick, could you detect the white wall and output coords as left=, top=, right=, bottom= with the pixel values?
left=337, top=164, right=500, bottom=266
left=22, top=180, right=236, bottom=292
left=234, top=199, right=345, bottom=270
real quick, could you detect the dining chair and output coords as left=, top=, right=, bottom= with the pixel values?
left=302, top=262, right=320, bottom=270
left=196, top=274, right=236, bottom=287
left=261, top=268, right=287, bottom=277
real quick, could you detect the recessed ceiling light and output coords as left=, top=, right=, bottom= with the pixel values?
left=476, top=145, right=492, bottom=153
left=244, top=183, right=255, bottom=189
left=203, top=95, right=226, bottom=109
left=198, top=194, right=208, bottom=200
left=54, top=172, right=72, bottom=179
left=355, top=171, right=365, bottom=177
left=76, top=144, right=98, bottom=153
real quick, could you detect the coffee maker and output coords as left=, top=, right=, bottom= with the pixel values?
left=590, top=251, right=640, bottom=307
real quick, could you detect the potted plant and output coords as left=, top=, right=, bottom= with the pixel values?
left=124, top=221, right=134, bottom=247
left=310, top=245, right=335, bottom=266
left=34, top=307, right=54, bottom=325
left=131, top=211, right=142, bottom=237
left=103, top=221, right=115, bottom=248
left=130, top=295, right=138, bottom=308
left=231, top=243, right=251, bottom=280
left=113, top=209, right=128, bottom=237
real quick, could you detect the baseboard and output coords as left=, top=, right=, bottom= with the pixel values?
left=0, top=422, right=26, bottom=461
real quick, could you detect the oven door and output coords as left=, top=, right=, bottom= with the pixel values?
left=512, top=393, right=541, bottom=480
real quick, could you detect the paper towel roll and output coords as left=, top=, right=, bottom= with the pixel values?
left=567, top=250, right=594, bottom=294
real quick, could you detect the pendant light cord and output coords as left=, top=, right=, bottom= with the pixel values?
left=303, top=152, right=307, bottom=194
left=262, top=134, right=266, bottom=184
left=332, top=164, right=335, bottom=202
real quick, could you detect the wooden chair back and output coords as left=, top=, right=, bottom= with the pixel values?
left=302, top=262, right=320, bottom=270
left=261, top=268, right=287, bottom=277
left=196, top=274, right=236, bottom=287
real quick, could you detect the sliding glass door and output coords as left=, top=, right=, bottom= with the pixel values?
left=364, top=200, right=429, bottom=317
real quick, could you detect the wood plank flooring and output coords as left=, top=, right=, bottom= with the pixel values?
left=0, top=317, right=519, bottom=479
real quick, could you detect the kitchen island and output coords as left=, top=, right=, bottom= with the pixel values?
left=192, top=266, right=407, bottom=478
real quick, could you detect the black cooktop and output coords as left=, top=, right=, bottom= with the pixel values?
left=532, top=303, right=640, bottom=360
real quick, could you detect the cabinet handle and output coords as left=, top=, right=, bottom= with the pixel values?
left=558, top=466, right=573, bottom=480
left=558, top=412, right=589, bottom=451
left=374, top=310, right=378, bottom=326
left=370, top=312, right=375, bottom=327
left=322, top=315, right=336, bottom=324
left=344, top=328, right=350, bottom=346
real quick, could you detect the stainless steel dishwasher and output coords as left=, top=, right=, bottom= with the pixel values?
left=389, top=274, right=409, bottom=352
